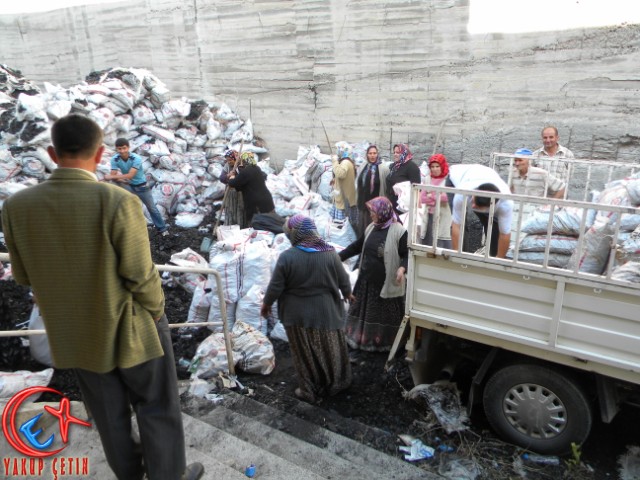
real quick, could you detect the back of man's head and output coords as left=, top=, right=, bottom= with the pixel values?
left=52, top=114, right=103, bottom=159
left=115, top=137, right=130, bottom=148
left=474, top=183, right=501, bottom=207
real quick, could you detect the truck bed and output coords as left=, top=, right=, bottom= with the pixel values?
left=405, top=164, right=640, bottom=386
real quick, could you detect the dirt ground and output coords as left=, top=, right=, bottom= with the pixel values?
left=1, top=215, right=637, bottom=479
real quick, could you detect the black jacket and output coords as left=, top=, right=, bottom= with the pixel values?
left=386, top=160, right=421, bottom=213
left=228, top=165, right=275, bottom=218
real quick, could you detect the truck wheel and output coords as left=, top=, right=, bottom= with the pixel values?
left=483, top=364, right=592, bottom=454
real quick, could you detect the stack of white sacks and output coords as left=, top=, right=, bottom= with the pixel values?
left=0, top=65, right=267, bottom=226
left=178, top=145, right=366, bottom=380
left=509, top=174, right=640, bottom=282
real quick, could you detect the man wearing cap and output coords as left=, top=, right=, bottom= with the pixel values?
left=510, top=148, right=566, bottom=199
left=532, top=126, right=574, bottom=182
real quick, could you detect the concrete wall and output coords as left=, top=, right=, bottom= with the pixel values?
left=1, top=0, right=640, bottom=165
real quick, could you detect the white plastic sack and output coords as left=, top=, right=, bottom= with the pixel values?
left=518, top=235, right=578, bottom=255
left=236, top=284, right=267, bottom=335
left=238, top=241, right=272, bottom=298
left=187, top=281, right=213, bottom=324
left=170, top=248, right=208, bottom=293
left=151, top=182, right=177, bottom=211
left=147, top=139, right=171, bottom=158
left=614, top=228, right=640, bottom=265
left=0, top=369, right=54, bottom=402
left=175, top=212, right=205, bottom=228
left=568, top=217, right=614, bottom=274
left=45, top=99, right=73, bottom=120
left=142, top=124, right=176, bottom=144
left=392, top=180, right=412, bottom=213
left=20, top=156, right=46, bottom=178
left=319, top=217, right=357, bottom=249
left=149, top=169, right=187, bottom=184
left=28, top=305, right=53, bottom=367
left=250, top=230, right=276, bottom=246
left=209, top=250, right=242, bottom=303
left=132, top=104, right=156, bottom=125
left=161, top=99, right=191, bottom=120
left=506, top=250, right=572, bottom=268
left=231, top=321, right=275, bottom=375
left=207, top=299, right=237, bottom=333
left=611, top=261, right=640, bottom=283
left=114, top=114, right=133, bottom=132
left=189, top=333, right=229, bottom=379
left=15, top=93, right=47, bottom=122
left=521, top=206, right=585, bottom=236
left=0, top=181, right=29, bottom=208
left=269, top=321, right=289, bottom=342
left=625, top=178, right=640, bottom=205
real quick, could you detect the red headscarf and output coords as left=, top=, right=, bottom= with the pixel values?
left=428, top=153, right=449, bottom=179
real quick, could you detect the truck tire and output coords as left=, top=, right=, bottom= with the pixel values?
left=483, top=364, right=592, bottom=454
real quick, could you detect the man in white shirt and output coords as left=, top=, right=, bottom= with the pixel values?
left=510, top=148, right=566, bottom=199
left=448, top=164, right=513, bottom=258
left=532, top=126, right=574, bottom=182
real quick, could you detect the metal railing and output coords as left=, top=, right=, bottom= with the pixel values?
left=0, top=252, right=235, bottom=376
left=408, top=183, right=640, bottom=292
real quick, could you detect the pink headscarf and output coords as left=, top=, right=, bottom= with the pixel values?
left=391, top=144, right=413, bottom=172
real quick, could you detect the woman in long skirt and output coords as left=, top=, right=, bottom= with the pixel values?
left=339, top=197, right=408, bottom=352
left=261, top=215, right=354, bottom=403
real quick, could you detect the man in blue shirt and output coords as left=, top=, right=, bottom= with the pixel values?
left=105, top=138, right=169, bottom=235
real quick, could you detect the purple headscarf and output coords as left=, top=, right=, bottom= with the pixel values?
left=284, top=214, right=334, bottom=252
left=366, top=196, right=398, bottom=230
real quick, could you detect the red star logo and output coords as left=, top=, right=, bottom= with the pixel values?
left=44, top=397, right=92, bottom=443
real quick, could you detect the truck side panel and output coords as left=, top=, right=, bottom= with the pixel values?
left=409, top=254, right=640, bottom=384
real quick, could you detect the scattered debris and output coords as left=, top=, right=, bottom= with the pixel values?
left=619, top=445, right=640, bottom=480
left=398, top=437, right=434, bottom=462
left=405, top=382, right=469, bottom=434
left=438, top=456, right=481, bottom=480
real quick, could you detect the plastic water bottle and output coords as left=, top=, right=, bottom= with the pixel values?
left=521, top=453, right=561, bottom=466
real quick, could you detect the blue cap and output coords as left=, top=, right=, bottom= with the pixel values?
left=514, top=148, right=532, bottom=156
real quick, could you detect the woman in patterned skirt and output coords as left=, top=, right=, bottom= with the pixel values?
left=261, top=214, right=354, bottom=403
left=219, top=149, right=247, bottom=228
left=339, top=197, right=408, bottom=351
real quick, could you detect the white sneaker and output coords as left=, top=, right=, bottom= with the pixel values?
left=161, top=230, right=169, bottom=237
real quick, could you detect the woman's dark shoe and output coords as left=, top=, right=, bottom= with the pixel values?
left=182, top=462, right=204, bottom=480
left=294, top=387, right=318, bottom=404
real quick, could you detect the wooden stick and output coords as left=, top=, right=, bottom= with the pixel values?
left=320, top=120, right=333, bottom=154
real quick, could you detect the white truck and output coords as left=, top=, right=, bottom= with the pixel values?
left=395, top=154, right=640, bottom=454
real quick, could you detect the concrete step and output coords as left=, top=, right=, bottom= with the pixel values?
left=182, top=413, right=327, bottom=480
left=1, top=395, right=439, bottom=480
left=190, top=390, right=438, bottom=480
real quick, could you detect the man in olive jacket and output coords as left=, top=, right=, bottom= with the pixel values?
left=2, top=115, right=202, bottom=480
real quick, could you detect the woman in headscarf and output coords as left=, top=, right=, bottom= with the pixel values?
left=355, top=145, right=390, bottom=237
left=339, top=197, right=408, bottom=351
left=420, top=153, right=452, bottom=248
left=227, top=151, right=275, bottom=225
left=331, top=141, right=357, bottom=229
left=386, top=144, right=421, bottom=215
left=219, top=149, right=247, bottom=228
left=261, top=215, right=353, bottom=403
